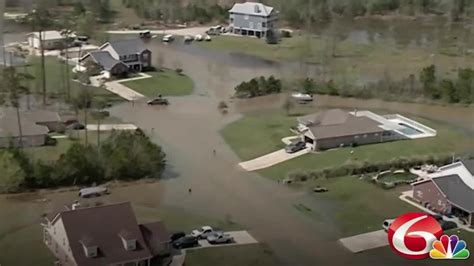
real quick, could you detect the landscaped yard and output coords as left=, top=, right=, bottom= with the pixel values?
left=378, top=172, right=418, bottom=183
left=26, top=56, right=124, bottom=104
left=121, top=69, right=194, bottom=97
left=221, top=109, right=474, bottom=181
left=185, top=244, right=281, bottom=266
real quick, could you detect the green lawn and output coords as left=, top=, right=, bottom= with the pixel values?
left=26, top=56, right=124, bottom=104
left=185, top=244, right=281, bottom=266
left=304, top=177, right=420, bottom=235
left=378, top=172, right=418, bottom=183
left=221, top=109, right=474, bottom=181
left=121, top=69, right=194, bottom=97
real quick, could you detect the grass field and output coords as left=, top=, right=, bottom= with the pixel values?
left=186, top=244, right=281, bottom=266
left=26, top=56, right=124, bottom=104
left=121, top=69, right=194, bottom=97
left=221, top=109, right=474, bottom=181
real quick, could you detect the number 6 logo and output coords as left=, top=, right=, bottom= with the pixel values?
left=388, top=212, right=443, bottom=259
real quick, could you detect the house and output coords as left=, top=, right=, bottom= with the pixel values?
left=412, top=160, right=474, bottom=227
left=79, top=39, right=151, bottom=78
left=296, top=109, right=436, bottom=151
left=0, top=110, right=55, bottom=148
left=27, top=30, right=69, bottom=50
left=229, top=2, right=278, bottom=38
left=42, top=202, right=171, bottom=266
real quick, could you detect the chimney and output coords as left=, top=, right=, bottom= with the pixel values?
left=254, top=4, right=260, bottom=13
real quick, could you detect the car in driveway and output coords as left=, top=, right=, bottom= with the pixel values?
left=67, top=122, right=85, bottom=130
left=285, top=141, right=306, bottom=153
left=79, top=186, right=108, bottom=198
left=191, top=226, right=219, bottom=239
left=147, top=98, right=169, bottom=105
left=172, top=235, right=198, bottom=249
left=207, top=232, right=234, bottom=244
left=170, top=231, right=186, bottom=242
left=382, top=219, right=395, bottom=232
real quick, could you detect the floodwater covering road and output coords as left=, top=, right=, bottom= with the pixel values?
left=109, top=39, right=473, bottom=265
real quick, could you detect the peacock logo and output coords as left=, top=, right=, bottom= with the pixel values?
left=429, top=234, right=470, bottom=260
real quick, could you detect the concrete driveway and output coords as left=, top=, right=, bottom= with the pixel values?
left=339, top=230, right=388, bottom=253
left=187, top=230, right=258, bottom=250
left=239, top=144, right=311, bottom=171
left=86, top=124, right=138, bottom=131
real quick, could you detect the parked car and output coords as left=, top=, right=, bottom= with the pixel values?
left=382, top=219, right=395, bottom=232
left=204, top=35, right=212, bottom=41
left=439, top=220, right=457, bottom=231
left=292, top=92, right=313, bottom=102
left=147, top=98, right=169, bottom=105
left=67, top=122, right=85, bottom=130
left=312, top=186, right=328, bottom=193
left=194, top=34, right=203, bottom=41
left=184, top=35, right=193, bottom=43
left=207, top=232, right=234, bottom=244
left=79, top=186, right=108, bottom=198
left=172, top=235, right=198, bottom=249
left=285, top=141, right=306, bottom=153
left=170, top=232, right=186, bottom=242
left=163, top=34, right=174, bottom=42
left=139, top=30, right=151, bottom=39
left=191, top=226, right=215, bottom=239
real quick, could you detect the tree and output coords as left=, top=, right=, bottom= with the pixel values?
left=0, top=151, right=26, bottom=193
left=301, top=78, right=316, bottom=94
left=101, top=131, right=166, bottom=180
left=440, top=79, right=457, bottom=103
left=456, top=68, right=474, bottom=104
left=76, top=11, right=96, bottom=38
left=0, top=67, right=33, bottom=148
left=282, top=96, right=294, bottom=116
left=91, top=98, right=109, bottom=149
left=72, top=85, right=93, bottom=144
left=419, top=65, right=437, bottom=98
left=26, top=8, right=54, bottom=105
left=60, top=19, right=76, bottom=101
left=84, top=60, right=104, bottom=76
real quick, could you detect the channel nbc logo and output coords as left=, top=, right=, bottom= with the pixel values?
left=430, top=235, right=470, bottom=259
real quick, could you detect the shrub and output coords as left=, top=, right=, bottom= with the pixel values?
left=218, top=101, right=228, bottom=109
left=175, top=68, right=183, bottom=75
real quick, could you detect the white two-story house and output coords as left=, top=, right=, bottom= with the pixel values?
left=229, top=2, right=278, bottom=38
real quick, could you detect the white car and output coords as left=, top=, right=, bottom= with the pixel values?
left=184, top=35, right=193, bottom=43
left=191, top=226, right=214, bottom=238
left=162, top=34, right=174, bottom=42
left=291, top=92, right=313, bottom=102
left=204, top=35, right=212, bottom=41
left=383, top=219, right=395, bottom=232
left=194, top=34, right=203, bottom=41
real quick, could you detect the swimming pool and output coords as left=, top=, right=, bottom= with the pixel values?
left=398, top=122, right=423, bottom=135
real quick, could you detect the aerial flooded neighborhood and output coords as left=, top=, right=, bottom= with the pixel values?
left=0, top=0, right=473, bottom=265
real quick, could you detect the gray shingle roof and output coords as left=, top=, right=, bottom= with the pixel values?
left=229, top=2, right=274, bottom=16
left=107, top=39, right=147, bottom=56
left=433, top=174, right=474, bottom=213
left=298, top=109, right=384, bottom=139
left=89, top=51, right=125, bottom=71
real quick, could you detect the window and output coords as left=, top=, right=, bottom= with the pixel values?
left=230, top=18, right=234, bottom=23
left=363, top=134, right=367, bottom=138
left=245, top=15, right=249, bottom=20
left=354, top=135, right=359, bottom=139
left=374, top=133, right=379, bottom=136
left=262, top=22, right=266, bottom=27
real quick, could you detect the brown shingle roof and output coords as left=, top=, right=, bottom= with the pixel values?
left=54, top=202, right=152, bottom=266
left=298, top=109, right=384, bottom=139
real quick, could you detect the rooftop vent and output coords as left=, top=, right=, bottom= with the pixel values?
left=254, top=4, right=261, bottom=13
left=119, top=231, right=137, bottom=251
left=80, top=238, right=98, bottom=258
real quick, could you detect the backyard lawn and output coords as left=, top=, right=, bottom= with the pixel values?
left=221, top=109, right=474, bottom=181
left=185, top=244, right=281, bottom=266
left=121, top=69, right=194, bottom=97
left=26, top=56, right=124, bottom=104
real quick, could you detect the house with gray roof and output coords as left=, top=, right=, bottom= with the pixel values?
left=295, top=109, right=436, bottom=151
left=80, top=39, right=151, bottom=77
left=229, top=2, right=278, bottom=38
left=412, top=159, right=474, bottom=227
left=42, top=202, right=171, bottom=266
left=0, top=109, right=56, bottom=148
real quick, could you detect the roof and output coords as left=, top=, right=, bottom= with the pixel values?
left=23, top=110, right=60, bottom=123
left=54, top=202, right=152, bottom=266
left=432, top=175, right=474, bottom=213
left=229, top=2, right=274, bottom=16
left=139, top=221, right=170, bottom=244
left=298, top=109, right=384, bottom=139
left=431, top=160, right=474, bottom=190
left=104, top=39, right=148, bottom=56
left=29, top=30, right=65, bottom=40
left=0, top=110, right=49, bottom=138
left=462, top=159, right=474, bottom=175
left=88, top=51, right=126, bottom=71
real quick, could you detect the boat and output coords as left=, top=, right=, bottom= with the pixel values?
left=162, top=34, right=175, bottom=42
left=291, top=92, right=313, bottom=102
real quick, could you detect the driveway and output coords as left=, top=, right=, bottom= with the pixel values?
left=187, top=230, right=258, bottom=250
left=239, top=145, right=311, bottom=171
left=86, top=124, right=138, bottom=131
left=104, top=80, right=144, bottom=101
left=107, top=26, right=210, bottom=37
left=339, top=230, right=388, bottom=253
